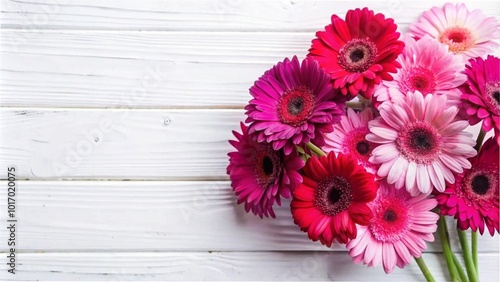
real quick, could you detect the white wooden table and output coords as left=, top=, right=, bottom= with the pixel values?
left=0, top=0, right=499, bottom=280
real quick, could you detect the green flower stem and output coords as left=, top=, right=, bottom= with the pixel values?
left=452, top=252, right=469, bottom=282
left=458, top=229, right=479, bottom=282
left=438, top=216, right=459, bottom=281
left=415, top=256, right=436, bottom=282
left=306, top=142, right=326, bottom=157
left=473, top=129, right=487, bottom=151
left=472, top=231, right=478, bottom=274
left=346, top=101, right=363, bottom=109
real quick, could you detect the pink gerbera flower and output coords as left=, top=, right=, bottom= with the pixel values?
left=374, top=35, right=466, bottom=107
left=227, top=123, right=304, bottom=218
left=461, top=55, right=500, bottom=143
left=324, top=108, right=379, bottom=173
left=409, top=2, right=500, bottom=61
left=291, top=152, right=378, bottom=246
left=367, top=91, right=477, bottom=195
left=308, top=8, right=405, bottom=99
left=245, top=56, right=345, bottom=155
left=436, top=137, right=499, bottom=235
left=347, top=181, right=438, bottom=274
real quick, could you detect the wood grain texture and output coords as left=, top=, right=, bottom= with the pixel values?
left=2, top=0, right=499, bottom=31
left=0, top=30, right=311, bottom=108
left=0, top=181, right=497, bottom=252
left=0, top=109, right=244, bottom=180
left=0, top=252, right=498, bottom=281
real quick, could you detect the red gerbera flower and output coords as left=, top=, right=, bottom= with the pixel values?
left=436, top=137, right=499, bottom=235
left=291, top=152, right=378, bottom=246
left=308, top=8, right=405, bottom=99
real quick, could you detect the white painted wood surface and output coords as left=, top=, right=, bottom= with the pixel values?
left=0, top=181, right=497, bottom=252
left=0, top=252, right=498, bottom=281
left=0, top=0, right=499, bottom=281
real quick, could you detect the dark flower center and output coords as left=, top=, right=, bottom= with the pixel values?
left=471, top=174, right=490, bottom=195
left=338, top=38, right=378, bottom=73
left=349, top=49, right=364, bottom=63
left=383, top=208, right=397, bottom=222
left=493, top=91, right=500, bottom=105
left=328, top=189, right=342, bottom=204
left=254, top=148, right=280, bottom=188
left=397, top=121, right=442, bottom=165
left=356, top=141, right=370, bottom=155
left=315, top=176, right=352, bottom=216
left=288, top=97, right=305, bottom=116
left=412, top=75, right=429, bottom=91
left=262, top=156, right=274, bottom=176
left=409, top=128, right=434, bottom=151
left=278, top=86, right=315, bottom=127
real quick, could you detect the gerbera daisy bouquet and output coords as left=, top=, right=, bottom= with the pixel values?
left=227, top=3, right=499, bottom=281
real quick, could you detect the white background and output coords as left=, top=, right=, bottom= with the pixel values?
left=0, top=0, right=499, bottom=280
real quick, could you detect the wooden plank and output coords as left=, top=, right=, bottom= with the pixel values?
left=0, top=31, right=311, bottom=108
left=0, top=181, right=497, bottom=252
left=0, top=109, right=244, bottom=180
left=2, top=0, right=499, bottom=31
left=0, top=252, right=498, bottom=281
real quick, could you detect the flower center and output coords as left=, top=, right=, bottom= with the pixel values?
left=315, top=176, right=352, bottom=216
left=369, top=196, right=412, bottom=243
left=486, top=82, right=500, bottom=114
left=438, top=26, right=475, bottom=53
left=383, top=208, right=397, bottom=222
left=338, top=38, right=378, bottom=73
left=277, top=86, right=315, bottom=126
left=262, top=156, right=274, bottom=176
left=254, top=147, right=281, bottom=188
left=400, top=67, right=436, bottom=95
left=471, top=174, right=490, bottom=195
left=396, top=121, right=442, bottom=164
left=356, top=141, right=370, bottom=155
left=460, top=169, right=499, bottom=210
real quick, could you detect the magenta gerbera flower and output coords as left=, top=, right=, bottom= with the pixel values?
left=436, top=137, right=499, bottom=235
left=367, top=91, right=477, bottom=195
left=347, top=181, right=438, bottom=274
left=227, top=123, right=304, bottom=218
left=308, top=7, right=405, bottom=99
left=409, top=3, right=500, bottom=61
left=374, top=35, right=466, bottom=108
left=461, top=55, right=500, bottom=143
left=324, top=108, right=379, bottom=173
left=245, top=56, right=345, bottom=155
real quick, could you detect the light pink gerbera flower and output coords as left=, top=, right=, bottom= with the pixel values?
left=324, top=108, right=379, bottom=173
left=227, top=123, right=304, bottom=218
left=347, top=181, right=438, bottom=274
left=436, top=137, right=499, bottom=235
left=367, top=91, right=477, bottom=195
left=245, top=56, right=345, bottom=155
left=461, top=55, right=500, bottom=144
left=409, top=2, right=500, bottom=61
left=374, top=35, right=466, bottom=107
